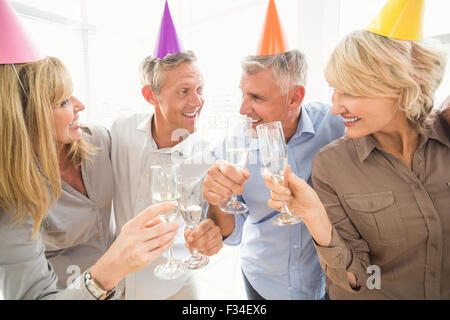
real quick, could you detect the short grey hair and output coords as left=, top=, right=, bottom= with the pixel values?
left=241, top=49, right=308, bottom=93
left=140, top=50, right=197, bottom=94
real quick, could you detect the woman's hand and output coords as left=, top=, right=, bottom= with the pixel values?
left=263, top=165, right=332, bottom=247
left=263, top=165, right=323, bottom=220
left=90, top=201, right=179, bottom=291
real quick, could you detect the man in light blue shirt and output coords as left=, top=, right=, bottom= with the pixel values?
left=203, top=50, right=345, bottom=299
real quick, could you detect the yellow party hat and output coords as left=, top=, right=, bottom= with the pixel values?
left=366, top=0, right=424, bottom=41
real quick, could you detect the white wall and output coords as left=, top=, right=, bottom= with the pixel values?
left=2, top=0, right=449, bottom=300
left=11, top=0, right=450, bottom=129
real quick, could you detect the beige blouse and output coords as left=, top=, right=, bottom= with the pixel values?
left=311, top=114, right=450, bottom=299
left=43, top=125, right=115, bottom=289
left=0, top=125, right=114, bottom=300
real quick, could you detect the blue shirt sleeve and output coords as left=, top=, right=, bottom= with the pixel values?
left=222, top=195, right=248, bottom=246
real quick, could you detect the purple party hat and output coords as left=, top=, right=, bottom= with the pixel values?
left=154, top=0, right=182, bottom=58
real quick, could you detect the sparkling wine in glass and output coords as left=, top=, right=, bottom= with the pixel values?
left=177, top=176, right=209, bottom=269
left=219, top=114, right=252, bottom=214
left=152, top=192, right=180, bottom=222
left=150, top=164, right=187, bottom=280
left=256, top=121, right=302, bottom=226
left=181, top=204, right=202, bottom=227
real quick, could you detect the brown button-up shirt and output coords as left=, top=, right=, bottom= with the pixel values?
left=311, top=115, right=450, bottom=299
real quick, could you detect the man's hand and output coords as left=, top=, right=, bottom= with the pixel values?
left=203, top=160, right=250, bottom=206
left=184, top=219, right=223, bottom=256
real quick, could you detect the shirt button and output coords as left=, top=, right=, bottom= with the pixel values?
left=292, top=266, right=296, bottom=270
left=431, top=243, right=438, bottom=249
left=288, top=287, right=292, bottom=291
left=430, top=272, right=436, bottom=278
left=293, top=245, right=298, bottom=249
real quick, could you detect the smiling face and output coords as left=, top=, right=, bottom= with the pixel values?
left=331, top=89, right=401, bottom=138
left=153, top=62, right=204, bottom=134
left=239, top=68, right=289, bottom=132
left=52, top=95, right=85, bottom=145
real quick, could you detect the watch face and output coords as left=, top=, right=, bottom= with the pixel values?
left=85, top=270, right=109, bottom=299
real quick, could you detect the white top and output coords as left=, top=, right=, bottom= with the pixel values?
left=110, top=111, right=213, bottom=299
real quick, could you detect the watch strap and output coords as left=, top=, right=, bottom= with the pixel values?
left=84, top=268, right=115, bottom=300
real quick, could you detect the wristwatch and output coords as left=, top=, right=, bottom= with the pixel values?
left=84, top=268, right=115, bottom=300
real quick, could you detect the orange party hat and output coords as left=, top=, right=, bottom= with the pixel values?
left=257, top=0, right=289, bottom=56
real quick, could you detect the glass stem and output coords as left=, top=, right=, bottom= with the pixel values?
left=192, top=247, right=199, bottom=257
left=187, top=225, right=200, bottom=257
left=281, top=201, right=296, bottom=220
left=230, top=166, right=242, bottom=205
left=167, top=246, right=175, bottom=265
left=274, top=174, right=293, bottom=217
left=281, top=200, right=290, bottom=214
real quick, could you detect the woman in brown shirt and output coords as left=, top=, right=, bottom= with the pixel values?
left=263, top=29, right=449, bottom=299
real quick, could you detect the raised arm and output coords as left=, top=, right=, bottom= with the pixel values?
left=263, top=163, right=371, bottom=292
left=0, top=202, right=179, bottom=300
left=202, top=161, right=250, bottom=238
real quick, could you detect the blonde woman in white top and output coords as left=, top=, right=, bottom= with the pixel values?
left=0, top=57, right=179, bottom=299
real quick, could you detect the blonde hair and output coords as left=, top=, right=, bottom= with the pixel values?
left=242, top=50, right=308, bottom=94
left=140, top=51, right=197, bottom=94
left=0, top=57, right=93, bottom=236
left=325, top=30, right=447, bottom=134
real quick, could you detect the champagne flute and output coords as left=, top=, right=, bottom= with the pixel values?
left=256, top=121, right=302, bottom=226
left=219, top=114, right=252, bottom=214
left=177, top=176, right=209, bottom=269
left=150, top=164, right=187, bottom=280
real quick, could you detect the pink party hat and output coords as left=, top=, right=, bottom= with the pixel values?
left=154, top=0, right=182, bottom=58
left=0, top=0, right=41, bottom=64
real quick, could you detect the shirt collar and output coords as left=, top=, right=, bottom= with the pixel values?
left=136, top=112, right=159, bottom=151
left=429, top=113, right=450, bottom=148
left=289, top=106, right=316, bottom=144
left=353, top=135, right=379, bottom=162
left=353, top=114, right=450, bottom=162
left=135, top=111, right=200, bottom=155
left=81, top=126, right=93, bottom=136
left=136, top=112, right=152, bottom=133
left=252, top=106, right=315, bottom=151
